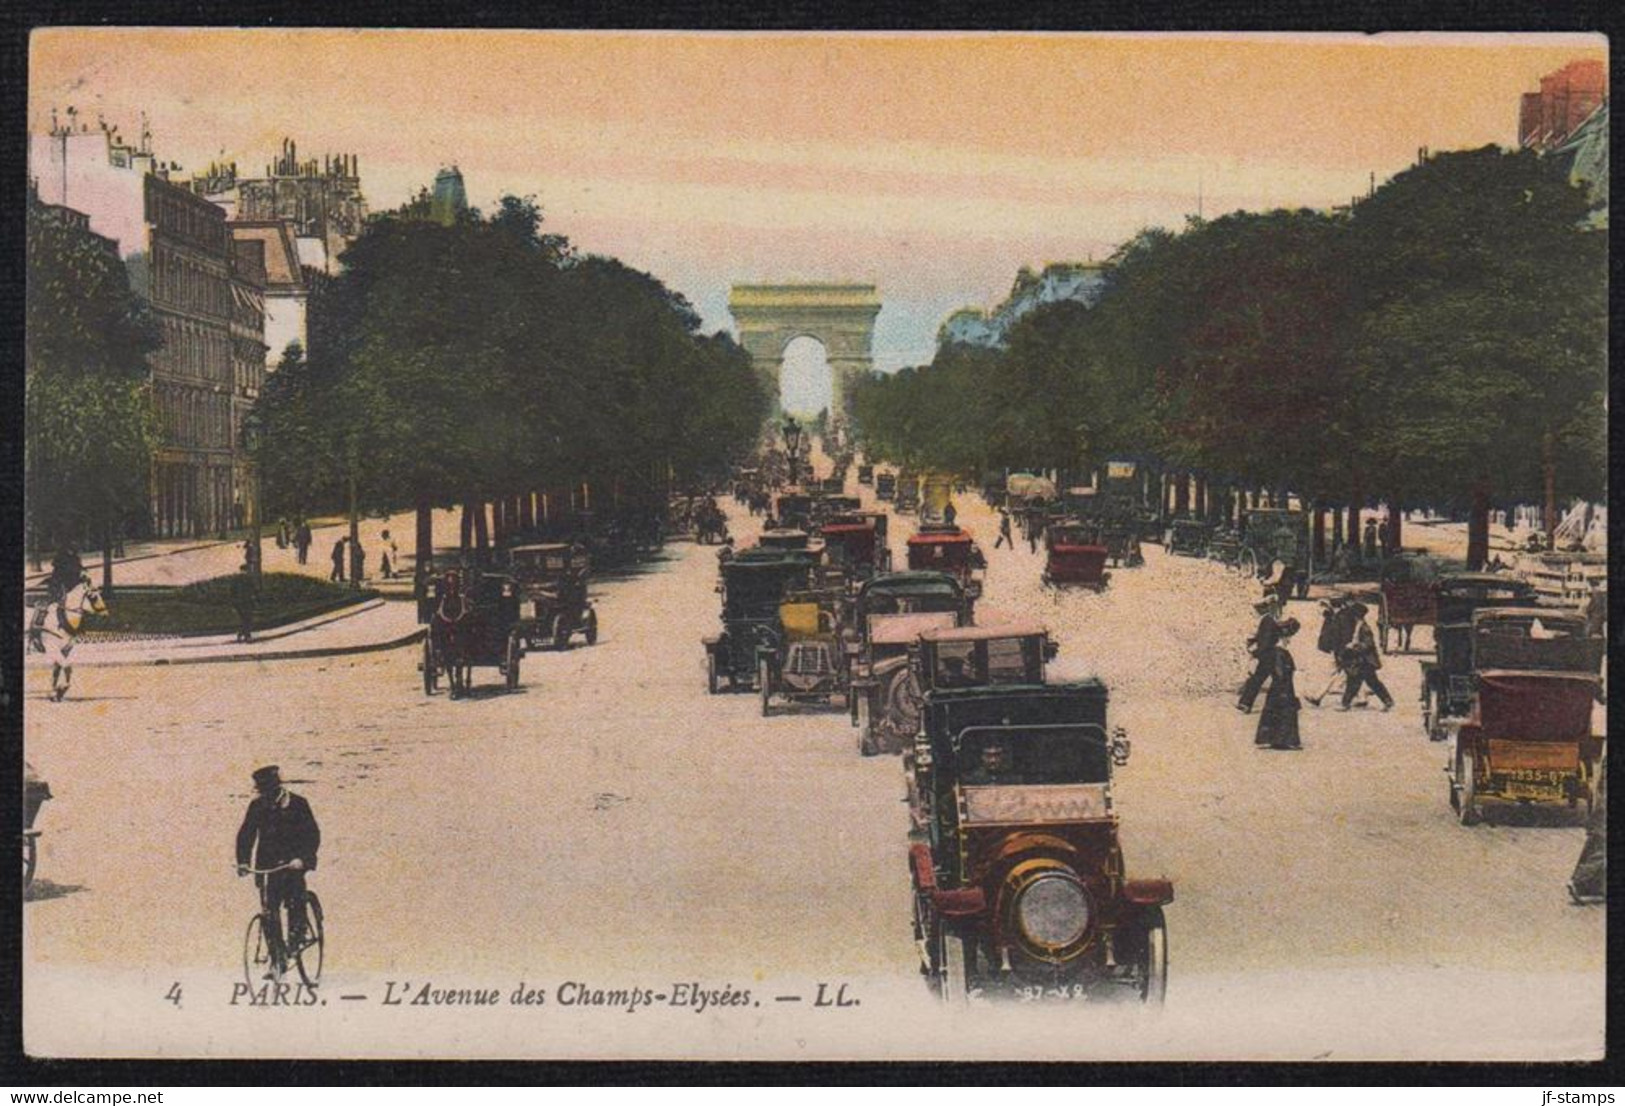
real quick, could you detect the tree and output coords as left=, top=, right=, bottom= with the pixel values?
left=25, top=191, right=160, bottom=589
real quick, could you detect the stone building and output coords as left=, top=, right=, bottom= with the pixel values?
left=30, top=114, right=263, bottom=539
left=227, top=236, right=269, bottom=528
left=1518, top=60, right=1607, bottom=152
left=192, top=137, right=368, bottom=275
left=228, top=220, right=308, bottom=368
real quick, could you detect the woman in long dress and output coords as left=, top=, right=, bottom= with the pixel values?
left=1255, top=617, right=1302, bottom=750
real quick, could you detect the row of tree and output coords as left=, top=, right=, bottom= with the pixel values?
left=851, top=146, right=1607, bottom=568
left=254, top=195, right=768, bottom=579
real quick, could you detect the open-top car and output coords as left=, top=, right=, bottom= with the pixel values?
left=1042, top=521, right=1110, bottom=590
left=504, top=542, right=598, bottom=650
left=1447, top=645, right=1603, bottom=826
left=906, top=680, right=1171, bottom=1004
left=704, top=554, right=815, bottom=693
left=1166, top=518, right=1210, bottom=557
left=846, top=572, right=975, bottom=756
left=758, top=588, right=849, bottom=716
left=906, top=523, right=986, bottom=599
left=1420, top=574, right=1539, bottom=741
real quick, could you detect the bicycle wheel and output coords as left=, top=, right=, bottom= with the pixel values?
left=244, top=913, right=271, bottom=988
left=293, top=892, right=324, bottom=986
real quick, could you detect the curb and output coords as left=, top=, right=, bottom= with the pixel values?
left=60, top=626, right=427, bottom=669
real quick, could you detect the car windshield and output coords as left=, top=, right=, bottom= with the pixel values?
left=957, top=728, right=1110, bottom=786
left=864, top=590, right=960, bottom=615
left=931, top=637, right=1040, bottom=686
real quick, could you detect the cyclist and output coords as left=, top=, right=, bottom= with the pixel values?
left=235, top=765, right=321, bottom=978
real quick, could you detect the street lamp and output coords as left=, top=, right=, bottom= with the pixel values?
left=782, top=416, right=802, bottom=487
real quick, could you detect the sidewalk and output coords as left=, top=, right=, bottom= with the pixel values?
left=23, top=594, right=424, bottom=668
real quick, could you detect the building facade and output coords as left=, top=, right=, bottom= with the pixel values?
left=192, top=137, right=368, bottom=275
left=229, top=220, right=309, bottom=367
left=1518, top=60, right=1607, bottom=152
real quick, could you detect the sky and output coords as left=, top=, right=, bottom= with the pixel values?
left=29, top=29, right=1607, bottom=410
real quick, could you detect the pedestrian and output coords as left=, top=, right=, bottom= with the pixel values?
left=1362, top=518, right=1379, bottom=561
left=235, top=766, right=321, bottom=981
left=351, top=538, right=367, bottom=584
left=1306, top=597, right=1359, bottom=707
left=330, top=536, right=346, bottom=582
left=241, top=537, right=262, bottom=577
left=294, top=520, right=311, bottom=565
left=944, top=501, right=958, bottom=529
left=1260, top=558, right=1293, bottom=608
left=1569, top=748, right=1606, bottom=905
left=995, top=510, right=1013, bottom=549
left=1236, top=598, right=1283, bottom=713
left=1339, top=602, right=1393, bottom=711
left=1255, top=617, right=1302, bottom=749
left=230, top=561, right=258, bottom=643
left=275, top=517, right=288, bottom=550
left=1027, top=509, right=1042, bottom=555
left=379, top=529, right=397, bottom=580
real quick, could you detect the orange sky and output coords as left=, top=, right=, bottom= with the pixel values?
left=29, top=30, right=1608, bottom=379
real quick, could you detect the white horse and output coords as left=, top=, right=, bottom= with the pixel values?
left=26, top=574, right=108, bottom=701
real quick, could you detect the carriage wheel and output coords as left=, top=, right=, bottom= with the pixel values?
left=1456, top=749, right=1480, bottom=826
left=1137, top=907, right=1169, bottom=1006
left=759, top=659, right=774, bottom=717
left=505, top=633, right=522, bottom=691
left=422, top=637, right=438, bottom=695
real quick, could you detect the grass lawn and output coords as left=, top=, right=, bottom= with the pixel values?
left=84, top=573, right=377, bottom=636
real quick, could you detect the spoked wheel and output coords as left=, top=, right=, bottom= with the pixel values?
left=422, top=637, right=439, bottom=695
left=22, top=832, right=38, bottom=891
left=505, top=633, right=522, bottom=691
left=1456, top=750, right=1480, bottom=826
left=759, top=659, right=774, bottom=717
left=1138, top=907, right=1169, bottom=1005
left=244, top=913, right=271, bottom=989
left=292, top=893, right=324, bottom=987
left=707, top=653, right=720, bottom=695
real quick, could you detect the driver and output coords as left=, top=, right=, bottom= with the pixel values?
left=963, top=741, right=1016, bottom=785
left=937, top=652, right=976, bottom=688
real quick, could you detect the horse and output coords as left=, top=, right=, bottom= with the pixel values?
left=428, top=569, right=473, bottom=699
left=26, top=574, right=108, bottom=702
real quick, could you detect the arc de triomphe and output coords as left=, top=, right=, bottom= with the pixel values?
left=728, top=283, right=881, bottom=415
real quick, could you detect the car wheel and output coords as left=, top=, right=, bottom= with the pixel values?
left=505, top=633, right=522, bottom=691
left=1457, top=749, right=1480, bottom=826
left=1138, top=907, right=1168, bottom=1005
left=585, top=611, right=598, bottom=646
left=759, top=659, right=773, bottom=717
left=707, top=652, right=720, bottom=695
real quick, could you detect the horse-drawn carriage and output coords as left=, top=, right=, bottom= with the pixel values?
left=1444, top=606, right=1605, bottom=826
left=1377, top=552, right=1440, bottom=653
left=419, top=566, right=530, bottom=697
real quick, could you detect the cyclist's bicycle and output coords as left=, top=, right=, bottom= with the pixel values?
left=239, top=862, right=324, bottom=987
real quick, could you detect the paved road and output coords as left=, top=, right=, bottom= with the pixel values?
left=22, top=466, right=1604, bottom=1061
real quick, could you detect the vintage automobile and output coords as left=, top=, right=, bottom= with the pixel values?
left=757, top=527, right=816, bottom=553
left=906, top=680, right=1171, bottom=1004
left=847, top=572, right=975, bottom=756
left=1377, top=552, right=1440, bottom=654
left=906, top=524, right=986, bottom=599
left=1042, top=522, right=1111, bottom=590
left=1239, top=508, right=1312, bottom=598
left=23, top=761, right=51, bottom=890
left=824, top=511, right=891, bottom=573
left=817, top=517, right=883, bottom=588
left=773, top=491, right=815, bottom=532
left=1166, top=518, right=1211, bottom=557
left=1420, top=574, right=1539, bottom=741
left=419, top=567, right=529, bottom=697
left=1206, top=525, right=1243, bottom=568
left=1447, top=656, right=1603, bottom=826
left=811, top=493, right=864, bottom=527
left=758, top=589, right=849, bottom=716
left=857, top=463, right=875, bottom=486
left=1099, top=516, right=1144, bottom=568
left=504, top=543, right=598, bottom=650
left=704, top=554, right=815, bottom=693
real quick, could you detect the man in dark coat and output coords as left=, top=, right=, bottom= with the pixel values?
left=1237, top=598, right=1283, bottom=713
left=1340, top=603, right=1394, bottom=710
left=230, top=562, right=258, bottom=643
left=236, top=766, right=321, bottom=977
left=330, top=537, right=346, bottom=582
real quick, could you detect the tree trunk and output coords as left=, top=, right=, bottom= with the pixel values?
left=1194, top=475, right=1208, bottom=520
left=1542, top=432, right=1558, bottom=540
left=1173, top=472, right=1189, bottom=517
left=347, top=469, right=361, bottom=591
left=102, top=515, right=115, bottom=596
left=520, top=492, right=535, bottom=532
left=1467, top=485, right=1490, bottom=571
left=473, top=500, right=490, bottom=553
left=1313, top=504, right=1327, bottom=562
left=1387, top=502, right=1402, bottom=554
left=460, top=501, right=475, bottom=551
left=1346, top=501, right=1360, bottom=556
left=416, top=497, right=434, bottom=578
left=1332, top=503, right=1344, bottom=550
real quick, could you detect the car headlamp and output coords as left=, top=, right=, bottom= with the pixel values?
left=1015, top=872, right=1091, bottom=950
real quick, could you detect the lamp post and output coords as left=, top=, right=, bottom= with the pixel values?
left=782, top=415, right=802, bottom=487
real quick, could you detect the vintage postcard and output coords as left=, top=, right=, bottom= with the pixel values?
left=19, top=29, right=1608, bottom=1062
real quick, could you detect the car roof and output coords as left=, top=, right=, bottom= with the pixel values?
left=508, top=543, right=572, bottom=553
left=908, top=528, right=972, bottom=543
left=1473, top=606, right=1587, bottom=624
left=920, top=621, right=1048, bottom=643
left=860, top=570, right=962, bottom=592
left=1439, top=573, right=1534, bottom=588
left=930, top=679, right=1108, bottom=702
